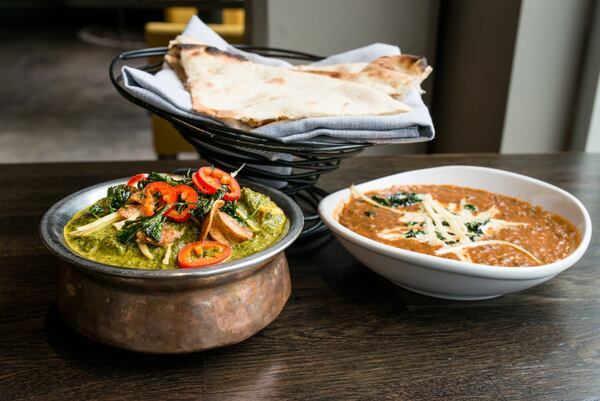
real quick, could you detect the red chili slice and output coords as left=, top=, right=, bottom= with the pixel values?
left=192, top=171, right=216, bottom=195
left=222, top=177, right=241, bottom=201
left=127, top=173, right=148, bottom=188
left=196, top=166, right=225, bottom=192
left=177, top=241, right=231, bottom=268
left=165, top=184, right=198, bottom=222
left=195, top=166, right=241, bottom=201
left=142, top=182, right=177, bottom=216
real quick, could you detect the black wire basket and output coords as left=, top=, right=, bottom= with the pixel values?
left=109, top=46, right=372, bottom=238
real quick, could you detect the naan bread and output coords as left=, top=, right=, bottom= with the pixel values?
left=165, top=35, right=204, bottom=82
left=294, top=55, right=432, bottom=100
left=168, top=43, right=411, bottom=127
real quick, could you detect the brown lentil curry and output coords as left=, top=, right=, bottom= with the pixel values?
left=339, top=185, right=580, bottom=267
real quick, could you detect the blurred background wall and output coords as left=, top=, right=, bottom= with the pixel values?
left=500, top=0, right=593, bottom=154
left=251, top=0, right=437, bottom=60
left=0, top=0, right=598, bottom=163
left=571, top=0, right=600, bottom=153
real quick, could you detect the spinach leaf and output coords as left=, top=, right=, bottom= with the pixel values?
left=141, top=171, right=193, bottom=188
left=143, top=212, right=167, bottom=242
left=117, top=205, right=169, bottom=244
left=107, top=184, right=131, bottom=212
left=89, top=204, right=106, bottom=218
left=190, top=185, right=229, bottom=219
left=371, top=192, right=421, bottom=208
left=88, top=184, right=131, bottom=217
left=116, top=222, right=140, bottom=244
left=221, top=200, right=244, bottom=223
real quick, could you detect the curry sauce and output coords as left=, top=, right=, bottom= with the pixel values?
left=339, top=185, right=580, bottom=267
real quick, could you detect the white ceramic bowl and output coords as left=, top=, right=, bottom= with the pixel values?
left=319, top=166, right=592, bottom=300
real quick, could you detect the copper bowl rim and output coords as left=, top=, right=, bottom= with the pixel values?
left=40, top=178, right=303, bottom=280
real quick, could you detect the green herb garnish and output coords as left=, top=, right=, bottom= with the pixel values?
left=465, top=220, right=488, bottom=236
left=370, top=192, right=421, bottom=208
left=405, top=229, right=425, bottom=239
left=464, top=203, right=478, bottom=212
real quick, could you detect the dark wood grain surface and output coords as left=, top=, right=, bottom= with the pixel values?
left=1, top=153, right=599, bottom=401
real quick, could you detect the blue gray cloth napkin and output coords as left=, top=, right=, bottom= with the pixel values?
left=121, top=16, right=435, bottom=145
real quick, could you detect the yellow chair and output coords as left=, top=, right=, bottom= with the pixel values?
left=145, top=7, right=245, bottom=159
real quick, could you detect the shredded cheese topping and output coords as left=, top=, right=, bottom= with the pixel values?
left=352, top=187, right=539, bottom=265
left=434, top=240, right=542, bottom=265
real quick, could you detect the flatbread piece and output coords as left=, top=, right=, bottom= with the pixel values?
left=167, top=42, right=411, bottom=127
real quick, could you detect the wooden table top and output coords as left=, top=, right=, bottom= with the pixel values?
left=1, top=153, right=599, bottom=400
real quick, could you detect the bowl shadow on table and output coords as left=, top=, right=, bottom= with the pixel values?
left=296, top=234, right=573, bottom=334
left=44, top=304, right=290, bottom=397
left=43, top=303, right=201, bottom=370
left=288, top=233, right=425, bottom=320
left=290, top=233, right=452, bottom=309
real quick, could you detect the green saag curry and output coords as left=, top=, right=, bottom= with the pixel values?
left=64, top=168, right=287, bottom=270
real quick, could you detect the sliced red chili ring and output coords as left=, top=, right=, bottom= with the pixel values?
left=165, top=184, right=198, bottom=222
left=192, top=171, right=216, bottom=195
left=222, top=178, right=241, bottom=201
left=195, top=166, right=241, bottom=201
left=142, top=182, right=177, bottom=217
left=127, top=173, right=148, bottom=189
left=196, top=166, right=226, bottom=193
left=177, top=241, right=231, bottom=268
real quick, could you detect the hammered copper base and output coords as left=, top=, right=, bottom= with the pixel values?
left=56, top=252, right=291, bottom=353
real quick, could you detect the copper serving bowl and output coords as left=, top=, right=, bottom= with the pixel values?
left=40, top=178, right=303, bottom=354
